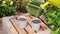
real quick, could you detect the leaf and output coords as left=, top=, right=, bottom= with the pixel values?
left=51, top=30, right=57, bottom=34
left=46, top=17, right=54, bottom=25
left=0, top=11, right=5, bottom=17
left=51, top=27, right=60, bottom=34
left=5, top=6, right=15, bottom=16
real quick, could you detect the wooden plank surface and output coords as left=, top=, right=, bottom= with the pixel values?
left=10, top=17, right=36, bottom=34
left=25, top=25, right=35, bottom=34
left=0, top=25, right=3, bottom=34
left=2, top=17, right=18, bottom=34
left=26, top=15, right=51, bottom=34
left=2, top=14, right=51, bottom=34
left=10, top=15, right=51, bottom=34
left=10, top=18, right=27, bottom=34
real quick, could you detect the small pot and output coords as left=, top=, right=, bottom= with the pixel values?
left=31, top=18, right=41, bottom=31
left=17, top=16, right=27, bottom=28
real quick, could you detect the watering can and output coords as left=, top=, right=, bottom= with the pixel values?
left=40, top=0, right=60, bottom=9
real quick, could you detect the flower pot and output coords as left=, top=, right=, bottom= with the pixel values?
left=28, top=1, right=42, bottom=17
left=31, top=18, right=41, bottom=31
left=17, top=16, right=27, bottom=28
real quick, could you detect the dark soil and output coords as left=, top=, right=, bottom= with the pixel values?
left=19, top=18, right=27, bottom=21
left=32, top=20, right=41, bottom=24
left=30, top=2, right=40, bottom=6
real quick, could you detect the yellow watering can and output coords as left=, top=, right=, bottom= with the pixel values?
left=40, top=0, right=60, bottom=9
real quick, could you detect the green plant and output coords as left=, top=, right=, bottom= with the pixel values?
left=17, top=0, right=33, bottom=13
left=45, top=7, right=58, bottom=25
left=51, top=26, right=60, bottom=34
left=5, top=6, right=15, bottom=16
left=0, top=0, right=16, bottom=17
left=44, top=7, right=60, bottom=34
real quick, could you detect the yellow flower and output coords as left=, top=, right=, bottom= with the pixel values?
left=10, top=1, right=13, bottom=5
left=2, top=1, right=6, bottom=4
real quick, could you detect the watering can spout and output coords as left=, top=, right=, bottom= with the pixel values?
left=40, top=2, right=49, bottom=9
left=40, top=0, right=60, bottom=9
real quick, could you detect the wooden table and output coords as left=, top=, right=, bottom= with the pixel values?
left=2, top=14, right=51, bottom=34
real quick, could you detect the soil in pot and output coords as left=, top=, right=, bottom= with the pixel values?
left=32, top=20, right=41, bottom=24
left=19, top=18, right=27, bottom=21
left=30, top=2, right=40, bottom=6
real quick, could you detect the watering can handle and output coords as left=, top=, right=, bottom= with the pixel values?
left=40, top=2, right=49, bottom=9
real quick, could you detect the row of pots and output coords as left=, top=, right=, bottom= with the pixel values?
left=17, top=16, right=41, bottom=31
